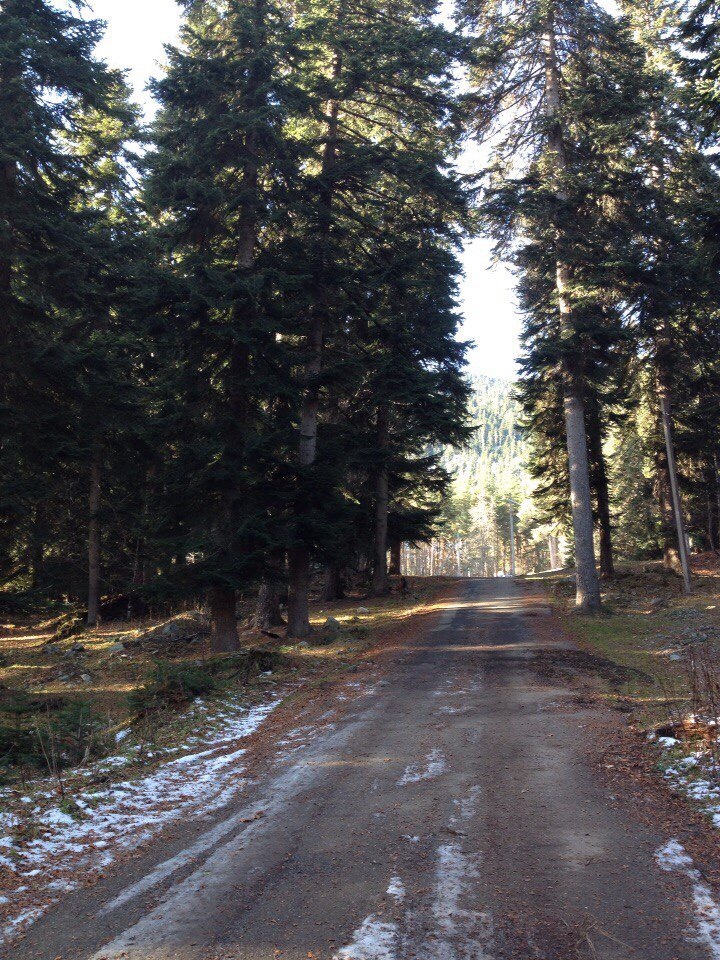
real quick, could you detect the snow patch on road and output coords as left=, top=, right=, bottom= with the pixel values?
left=387, top=877, right=405, bottom=903
left=421, top=842, right=493, bottom=959
left=333, top=875, right=405, bottom=960
left=453, top=785, right=482, bottom=824
left=398, top=749, right=447, bottom=786
left=0, top=694, right=283, bottom=944
left=334, top=915, right=399, bottom=960
left=656, top=840, right=720, bottom=958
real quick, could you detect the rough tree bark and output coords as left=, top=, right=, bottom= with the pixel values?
left=658, top=375, right=692, bottom=593
left=656, top=427, right=681, bottom=574
left=209, top=586, right=239, bottom=653
left=388, top=538, right=402, bottom=576
left=287, top=44, right=342, bottom=637
left=548, top=534, right=560, bottom=570
left=542, top=9, right=601, bottom=612
left=586, top=405, right=615, bottom=578
left=87, top=449, right=102, bottom=628
left=371, top=406, right=391, bottom=597
left=255, top=582, right=285, bottom=630
left=321, top=564, right=345, bottom=602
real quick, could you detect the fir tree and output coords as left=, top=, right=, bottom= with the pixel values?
left=0, top=0, right=137, bottom=605
left=460, top=0, right=645, bottom=609
left=147, top=0, right=307, bottom=650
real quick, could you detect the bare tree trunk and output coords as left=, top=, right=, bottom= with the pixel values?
left=210, top=586, right=238, bottom=653
left=543, top=11, right=600, bottom=612
left=388, top=538, right=402, bottom=576
left=659, top=380, right=692, bottom=593
left=548, top=535, right=559, bottom=570
left=586, top=405, right=615, bottom=578
left=29, top=505, right=45, bottom=589
left=371, top=407, right=390, bottom=596
left=321, top=564, right=345, bottom=602
left=287, top=45, right=342, bottom=638
left=87, top=450, right=102, bottom=628
left=287, top=548, right=311, bottom=637
left=656, top=428, right=681, bottom=573
left=255, top=582, right=285, bottom=630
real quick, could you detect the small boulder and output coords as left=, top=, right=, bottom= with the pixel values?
left=356, top=607, right=370, bottom=615
left=107, top=642, right=125, bottom=654
left=70, top=643, right=86, bottom=654
left=298, top=640, right=310, bottom=649
left=80, top=674, right=92, bottom=684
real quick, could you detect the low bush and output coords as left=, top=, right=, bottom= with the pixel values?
left=0, top=693, right=112, bottom=779
left=129, top=661, right=217, bottom=716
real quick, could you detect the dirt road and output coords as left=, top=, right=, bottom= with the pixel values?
left=9, top=579, right=720, bottom=959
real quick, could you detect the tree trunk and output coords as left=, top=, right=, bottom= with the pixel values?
left=389, top=538, right=402, bottom=576
left=209, top=586, right=238, bottom=653
left=29, top=505, right=45, bottom=589
left=287, top=548, right=311, bottom=637
left=208, top=5, right=267, bottom=646
left=255, top=582, right=285, bottom=630
left=543, top=11, right=601, bottom=612
left=321, top=563, right=345, bottom=602
left=287, top=47, right=342, bottom=637
left=586, top=405, right=615, bottom=578
left=658, top=380, right=692, bottom=593
left=371, top=407, right=390, bottom=596
left=87, top=450, right=102, bottom=628
left=656, top=440, right=681, bottom=572
left=548, top=535, right=559, bottom=570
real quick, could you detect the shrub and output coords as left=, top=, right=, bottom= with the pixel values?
left=0, top=695, right=111, bottom=779
left=129, top=662, right=217, bottom=716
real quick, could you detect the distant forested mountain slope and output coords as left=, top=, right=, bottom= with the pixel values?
left=405, top=377, right=559, bottom=577
left=443, top=376, right=525, bottom=494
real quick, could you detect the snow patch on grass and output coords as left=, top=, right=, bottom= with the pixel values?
left=0, top=694, right=283, bottom=944
left=656, top=840, right=720, bottom=958
left=397, top=749, right=446, bottom=786
left=659, top=741, right=720, bottom=830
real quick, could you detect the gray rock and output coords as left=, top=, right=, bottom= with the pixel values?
left=80, top=674, right=92, bottom=684
left=324, top=616, right=342, bottom=632
left=107, top=642, right=125, bottom=653
left=70, top=643, right=86, bottom=653
left=298, top=640, right=310, bottom=648
left=356, top=607, right=370, bottom=615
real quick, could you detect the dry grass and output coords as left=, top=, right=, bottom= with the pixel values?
left=0, top=577, right=446, bottom=783
left=539, top=555, right=720, bottom=730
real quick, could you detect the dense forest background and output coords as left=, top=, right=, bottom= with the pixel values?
left=2, top=0, right=720, bottom=640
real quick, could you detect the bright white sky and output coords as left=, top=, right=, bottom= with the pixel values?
left=88, top=0, right=521, bottom=381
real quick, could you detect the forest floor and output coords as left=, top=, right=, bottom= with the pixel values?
left=3, top=572, right=720, bottom=958
left=534, top=553, right=720, bottom=871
